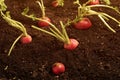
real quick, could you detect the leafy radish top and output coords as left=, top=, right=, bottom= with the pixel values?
left=68, top=0, right=120, bottom=33
left=0, top=0, right=32, bottom=56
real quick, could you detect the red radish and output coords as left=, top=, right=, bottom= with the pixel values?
left=89, top=0, right=100, bottom=5
left=74, top=18, right=92, bottom=30
left=51, top=0, right=58, bottom=7
left=38, top=17, right=51, bottom=27
left=52, top=62, right=65, bottom=75
left=64, top=38, right=79, bottom=50
left=20, top=35, right=32, bottom=44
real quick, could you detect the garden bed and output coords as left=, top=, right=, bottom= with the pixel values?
left=0, top=0, right=120, bottom=80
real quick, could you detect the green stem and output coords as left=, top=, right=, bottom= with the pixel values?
left=32, top=25, right=65, bottom=42
left=0, top=0, right=7, bottom=11
left=78, top=7, right=81, bottom=17
left=83, top=0, right=92, bottom=6
left=23, top=14, right=64, bottom=37
left=49, top=27, right=65, bottom=42
left=32, top=25, right=55, bottom=36
left=98, top=14, right=116, bottom=33
left=1, top=11, right=28, bottom=36
left=60, top=21, right=70, bottom=44
left=101, top=13, right=120, bottom=26
left=8, top=34, right=23, bottom=56
left=88, top=5, right=120, bottom=14
left=36, top=0, right=45, bottom=17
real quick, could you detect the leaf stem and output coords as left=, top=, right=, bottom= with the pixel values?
left=88, top=5, right=120, bottom=14
left=60, top=21, right=70, bottom=44
left=36, top=0, right=45, bottom=17
left=98, top=15, right=116, bottom=33
left=1, top=11, right=28, bottom=36
left=8, top=34, right=23, bottom=56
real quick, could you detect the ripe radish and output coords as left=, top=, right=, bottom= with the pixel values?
left=38, top=17, right=51, bottom=27
left=20, top=35, right=32, bottom=44
left=52, top=62, right=65, bottom=75
left=89, top=0, right=100, bottom=5
left=64, top=38, right=79, bottom=50
left=74, top=18, right=92, bottom=30
left=51, top=0, right=59, bottom=7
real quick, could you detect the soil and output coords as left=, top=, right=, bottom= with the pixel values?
left=0, top=0, right=120, bottom=80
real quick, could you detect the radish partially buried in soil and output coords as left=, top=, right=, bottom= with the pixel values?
left=38, top=17, right=51, bottom=27
left=20, top=35, right=32, bottom=44
left=52, top=62, right=65, bottom=75
left=64, top=38, right=79, bottom=50
left=73, top=18, right=92, bottom=30
left=51, top=0, right=64, bottom=7
left=89, top=0, right=100, bottom=5
left=36, top=0, right=51, bottom=27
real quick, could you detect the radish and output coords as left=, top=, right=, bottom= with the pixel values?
left=52, top=62, right=65, bottom=75
left=36, top=0, right=51, bottom=27
left=51, top=0, right=59, bottom=7
left=89, top=0, right=100, bottom=5
left=38, top=17, right=51, bottom=27
left=74, top=18, right=92, bottom=30
left=20, top=35, right=32, bottom=44
left=64, top=38, right=79, bottom=50
left=51, top=0, right=64, bottom=7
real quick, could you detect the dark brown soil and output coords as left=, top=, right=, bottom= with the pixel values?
left=0, top=0, right=120, bottom=80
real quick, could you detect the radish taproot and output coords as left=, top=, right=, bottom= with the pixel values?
left=52, top=62, right=65, bottom=75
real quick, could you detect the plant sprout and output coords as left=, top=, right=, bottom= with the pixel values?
left=0, top=0, right=32, bottom=56
left=36, top=0, right=45, bottom=18
left=0, top=11, right=32, bottom=56
left=71, top=0, right=120, bottom=33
